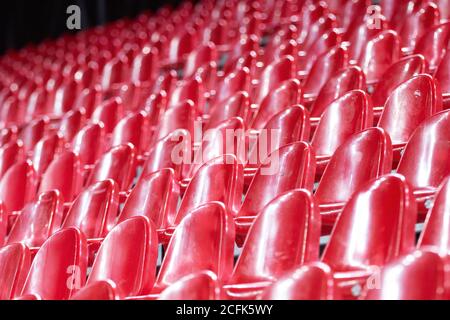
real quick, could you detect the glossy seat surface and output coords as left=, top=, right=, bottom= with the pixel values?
left=62, top=179, right=119, bottom=239
left=7, top=190, right=62, bottom=248
left=0, top=243, right=31, bottom=300
left=155, top=202, right=234, bottom=292
left=87, top=216, right=158, bottom=297
left=20, top=227, right=88, bottom=300
left=158, top=271, right=220, bottom=300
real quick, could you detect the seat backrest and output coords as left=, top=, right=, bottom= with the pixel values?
left=231, top=189, right=320, bottom=284
left=0, top=243, right=31, bottom=300
left=397, top=109, right=450, bottom=189
left=315, top=128, right=392, bottom=205
left=62, top=179, right=119, bottom=238
left=20, top=227, right=88, bottom=300
left=158, top=271, right=220, bottom=300
left=155, top=202, right=234, bottom=291
left=239, top=141, right=316, bottom=218
left=7, top=190, right=63, bottom=248
left=87, top=216, right=158, bottom=297
left=322, top=174, right=417, bottom=272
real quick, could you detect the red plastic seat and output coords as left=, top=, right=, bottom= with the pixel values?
left=152, top=100, right=195, bottom=143
left=31, top=133, right=64, bottom=178
left=315, top=128, right=393, bottom=230
left=322, top=174, right=417, bottom=299
left=205, top=91, right=250, bottom=130
left=70, top=280, right=122, bottom=300
left=413, top=22, right=450, bottom=72
left=101, top=56, right=129, bottom=91
left=158, top=271, right=221, bottom=300
left=0, top=243, right=31, bottom=300
left=398, top=2, right=440, bottom=54
left=250, top=79, right=302, bottom=130
left=371, top=54, right=426, bottom=111
left=167, top=29, right=197, bottom=65
left=117, top=168, right=179, bottom=237
left=74, top=88, right=100, bottom=118
left=236, top=141, right=316, bottom=244
left=86, top=144, right=136, bottom=192
left=225, top=189, right=320, bottom=299
left=418, top=177, right=450, bottom=257
left=183, top=42, right=217, bottom=78
left=254, top=55, right=295, bottom=105
left=309, top=66, right=366, bottom=118
left=186, top=117, right=245, bottom=180
left=58, top=109, right=85, bottom=143
left=168, top=78, right=204, bottom=114
left=19, top=227, right=88, bottom=300
left=62, top=179, right=119, bottom=239
left=213, top=67, right=251, bottom=106
left=86, top=216, right=158, bottom=297
left=259, top=262, right=336, bottom=300
left=19, top=117, right=48, bottom=154
left=71, top=122, right=106, bottom=170
left=378, top=74, right=442, bottom=162
left=434, top=50, right=450, bottom=99
left=52, top=80, right=79, bottom=116
left=38, top=151, right=83, bottom=203
left=141, top=129, right=190, bottom=181
left=7, top=190, right=62, bottom=249
left=166, top=155, right=243, bottom=239
left=0, top=141, right=24, bottom=179
left=0, top=127, right=16, bottom=148
left=246, top=105, right=311, bottom=175
left=130, top=46, right=158, bottom=84
left=358, top=30, right=400, bottom=86
left=110, top=111, right=148, bottom=155
left=153, top=202, right=234, bottom=293
left=302, top=46, right=348, bottom=103
left=90, top=97, right=124, bottom=134
left=311, top=90, right=373, bottom=177
left=0, top=161, right=37, bottom=215
left=396, top=109, right=450, bottom=215
left=361, top=250, right=445, bottom=300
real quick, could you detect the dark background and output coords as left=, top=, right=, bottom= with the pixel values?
left=0, top=0, right=184, bottom=55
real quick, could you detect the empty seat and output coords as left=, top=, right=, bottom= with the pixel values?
left=165, top=154, right=243, bottom=239
left=362, top=250, right=445, bottom=300
left=183, top=42, right=217, bottom=78
left=379, top=74, right=442, bottom=163
left=62, top=179, right=119, bottom=239
left=311, top=90, right=373, bottom=177
left=371, top=54, right=426, bottom=111
left=413, top=22, right=450, bottom=72
left=0, top=141, right=24, bottom=179
left=315, top=128, right=392, bottom=230
left=57, top=109, right=85, bottom=143
left=38, top=151, right=83, bottom=203
left=19, top=227, right=88, bottom=300
left=158, top=271, right=221, bottom=300
left=141, top=129, right=190, bottom=181
left=205, top=91, right=250, bottom=130
left=117, top=168, right=179, bottom=237
left=19, top=117, right=48, bottom=153
left=254, top=55, right=295, bottom=105
left=168, top=78, right=205, bottom=114
left=7, top=190, right=62, bottom=248
left=86, top=144, right=136, bottom=192
left=358, top=30, right=400, bottom=86
left=213, top=67, right=251, bottom=106
left=31, top=133, right=64, bottom=177
left=434, top=50, right=450, bottom=99
left=0, top=243, right=31, bottom=300
left=418, top=176, right=450, bottom=256
left=309, top=66, right=366, bottom=118
left=154, top=202, right=234, bottom=293
left=225, top=189, right=320, bottom=299
left=110, top=111, right=148, bottom=155
left=321, top=174, right=417, bottom=299
left=130, top=46, right=158, bottom=84
left=302, top=46, right=348, bottom=103
left=250, top=79, right=302, bottom=130
left=86, top=216, right=158, bottom=297
left=0, top=161, right=37, bottom=215
left=71, top=122, right=106, bottom=170
left=259, top=262, right=336, bottom=300
left=70, top=280, right=122, bottom=300
left=152, top=100, right=195, bottom=143
left=236, top=141, right=316, bottom=243
left=91, top=97, right=124, bottom=134
left=397, top=109, right=450, bottom=214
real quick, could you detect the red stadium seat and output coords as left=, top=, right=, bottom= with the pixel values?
left=226, top=189, right=320, bottom=299
left=322, top=174, right=417, bottom=299
left=158, top=271, right=221, bottom=300
left=0, top=243, right=31, bottom=300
